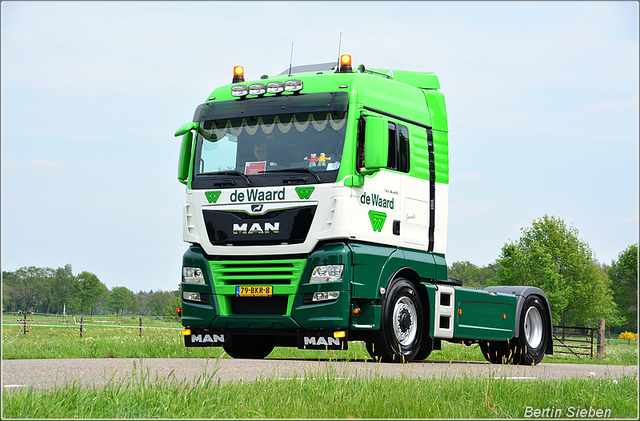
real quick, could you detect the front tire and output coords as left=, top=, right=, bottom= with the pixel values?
left=366, top=279, right=424, bottom=363
left=223, top=334, right=276, bottom=359
left=413, top=344, right=432, bottom=361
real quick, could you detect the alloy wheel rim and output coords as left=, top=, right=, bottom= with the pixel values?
left=393, top=296, right=417, bottom=346
left=524, top=306, right=543, bottom=349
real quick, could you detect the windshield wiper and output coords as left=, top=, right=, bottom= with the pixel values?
left=203, top=170, right=253, bottom=186
left=262, top=167, right=322, bottom=182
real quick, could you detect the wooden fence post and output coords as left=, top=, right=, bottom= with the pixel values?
left=139, top=317, right=143, bottom=337
left=80, top=313, right=84, bottom=338
left=597, top=318, right=605, bottom=360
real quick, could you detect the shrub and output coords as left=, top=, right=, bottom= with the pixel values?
left=618, top=331, right=638, bottom=343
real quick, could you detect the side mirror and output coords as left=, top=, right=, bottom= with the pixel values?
left=174, top=121, right=196, bottom=137
left=177, top=130, right=194, bottom=185
left=364, top=116, right=389, bottom=170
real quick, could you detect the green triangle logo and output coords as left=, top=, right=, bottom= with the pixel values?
left=368, top=210, right=387, bottom=232
left=295, top=186, right=315, bottom=200
left=205, top=191, right=221, bottom=203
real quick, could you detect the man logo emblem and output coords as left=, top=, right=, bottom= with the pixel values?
left=368, top=210, right=387, bottom=232
left=251, top=204, right=264, bottom=213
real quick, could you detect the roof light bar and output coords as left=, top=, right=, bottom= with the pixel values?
left=284, top=79, right=303, bottom=92
left=231, top=85, right=248, bottom=97
left=267, top=81, right=284, bottom=94
left=249, top=83, right=267, bottom=96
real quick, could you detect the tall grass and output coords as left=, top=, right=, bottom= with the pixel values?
left=3, top=362, right=637, bottom=418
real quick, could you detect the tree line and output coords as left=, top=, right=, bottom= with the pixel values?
left=2, top=264, right=179, bottom=318
left=2, top=215, right=637, bottom=332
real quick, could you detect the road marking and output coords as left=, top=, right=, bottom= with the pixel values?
left=494, top=376, right=537, bottom=380
left=3, top=385, right=25, bottom=388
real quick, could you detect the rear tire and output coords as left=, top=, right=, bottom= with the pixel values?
left=511, top=295, right=549, bottom=365
left=223, top=334, right=276, bottom=359
left=480, top=340, right=510, bottom=364
left=366, top=279, right=424, bottom=363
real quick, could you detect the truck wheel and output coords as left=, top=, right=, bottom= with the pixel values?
left=366, top=279, right=424, bottom=363
left=222, top=334, right=276, bottom=359
left=479, top=340, right=510, bottom=364
left=413, top=344, right=432, bottom=361
left=511, top=295, right=549, bottom=365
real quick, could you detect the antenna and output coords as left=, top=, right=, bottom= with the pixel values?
left=336, top=32, right=342, bottom=69
left=288, top=42, right=294, bottom=77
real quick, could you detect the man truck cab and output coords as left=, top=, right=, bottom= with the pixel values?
left=174, top=55, right=553, bottom=364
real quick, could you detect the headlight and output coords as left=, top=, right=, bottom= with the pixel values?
left=309, top=265, right=343, bottom=283
left=183, top=291, right=202, bottom=302
left=182, top=267, right=205, bottom=284
left=312, top=291, right=340, bottom=302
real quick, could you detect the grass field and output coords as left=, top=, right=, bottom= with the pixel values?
left=2, top=316, right=638, bottom=418
left=2, top=315, right=638, bottom=365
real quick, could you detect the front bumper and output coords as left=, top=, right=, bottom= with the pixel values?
left=182, top=327, right=349, bottom=350
left=180, top=243, right=352, bottom=331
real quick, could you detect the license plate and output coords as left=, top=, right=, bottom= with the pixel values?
left=235, top=286, right=273, bottom=297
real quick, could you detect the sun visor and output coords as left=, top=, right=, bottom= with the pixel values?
left=193, top=92, right=348, bottom=122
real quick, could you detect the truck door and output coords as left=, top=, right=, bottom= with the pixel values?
left=401, top=125, right=430, bottom=248
left=350, top=117, right=403, bottom=245
left=350, top=116, right=406, bottom=298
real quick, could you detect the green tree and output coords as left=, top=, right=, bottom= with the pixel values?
left=2, top=270, right=19, bottom=312
left=147, top=290, right=180, bottom=317
left=609, top=244, right=638, bottom=332
left=108, top=286, right=140, bottom=317
left=448, top=261, right=499, bottom=289
left=37, top=267, right=57, bottom=314
left=51, top=264, right=78, bottom=315
left=6, top=267, right=46, bottom=312
left=136, top=290, right=151, bottom=315
left=76, top=271, right=107, bottom=316
left=498, top=215, right=619, bottom=327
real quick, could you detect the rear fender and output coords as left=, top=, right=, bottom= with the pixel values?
left=484, top=286, right=554, bottom=355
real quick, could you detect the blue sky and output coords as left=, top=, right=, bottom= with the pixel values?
left=2, top=1, right=638, bottom=292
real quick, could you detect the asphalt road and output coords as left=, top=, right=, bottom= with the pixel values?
left=3, top=358, right=637, bottom=390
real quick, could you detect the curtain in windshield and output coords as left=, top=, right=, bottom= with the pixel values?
left=195, top=111, right=347, bottom=176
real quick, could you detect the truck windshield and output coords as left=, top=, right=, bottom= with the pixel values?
left=193, top=111, right=347, bottom=188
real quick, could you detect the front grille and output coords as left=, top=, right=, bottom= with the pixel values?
left=210, top=258, right=305, bottom=316
left=230, top=295, right=288, bottom=315
left=211, top=259, right=305, bottom=286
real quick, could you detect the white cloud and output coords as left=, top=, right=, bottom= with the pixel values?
left=30, top=159, right=64, bottom=171
left=581, top=97, right=639, bottom=114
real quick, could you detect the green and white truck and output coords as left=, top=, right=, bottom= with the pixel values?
left=174, top=54, right=553, bottom=364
